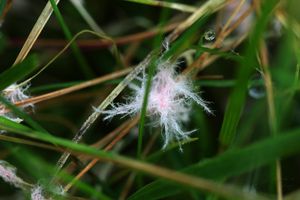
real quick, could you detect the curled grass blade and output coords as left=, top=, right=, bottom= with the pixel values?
left=20, top=30, right=121, bottom=86
left=49, top=0, right=94, bottom=78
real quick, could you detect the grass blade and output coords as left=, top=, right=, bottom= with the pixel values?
left=0, top=55, right=38, bottom=91
left=0, top=117, right=273, bottom=200
left=128, top=127, right=300, bottom=199
left=126, top=0, right=197, bottom=13
left=13, top=0, right=60, bottom=65
left=219, top=0, right=279, bottom=147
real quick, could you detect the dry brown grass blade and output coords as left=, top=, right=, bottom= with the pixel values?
left=184, top=0, right=255, bottom=75
left=259, top=38, right=282, bottom=200
left=221, top=0, right=246, bottom=33
left=104, top=116, right=140, bottom=151
left=103, top=154, right=270, bottom=200
left=0, top=128, right=271, bottom=200
left=52, top=52, right=154, bottom=180
left=119, top=172, right=136, bottom=200
left=256, top=3, right=283, bottom=199
left=91, top=118, right=135, bottom=149
left=13, top=0, right=60, bottom=65
left=61, top=118, right=137, bottom=180
left=214, top=0, right=247, bottom=46
left=127, top=0, right=197, bottom=13
left=63, top=116, right=140, bottom=192
left=0, top=0, right=12, bottom=22
left=0, top=68, right=132, bottom=115
left=11, top=22, right=179, bottom=49
left=53, top=138, right=271, bottom=200
left=15, top=68, right=132, bottom=106
left=276, top=9, right=300, bottom=39
left=166, top=0, right=227, bottom=42
left=119, top=131, right=159, bottom=199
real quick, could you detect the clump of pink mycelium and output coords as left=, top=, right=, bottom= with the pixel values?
left=0, top=160, right=27, bottom=189
left=31, top=185, right=48, bottom=200
left=0, top=84, right=33, bottom=127
left=101, top=60, right=212, bottom=149
left=0, top=160, right=63, bottom=199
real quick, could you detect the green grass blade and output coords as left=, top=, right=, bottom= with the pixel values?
left=163, top=15, right=209, bottom=59
left=197, top=80, right=236, bottom=88
left=1, top=143, right=108, bottom=199
left=0, top=117, right=273, bottom=200
left=0, top=55, right=38, bottom=91
left=219, top=0, right=279, bottom=147
left=128, top=127, right=300, bottom=200
left=137, top=58, right=157, bottom=158
left=0, top=95, right=47, bottom=133
left=137, top=7, right=170, bottom=158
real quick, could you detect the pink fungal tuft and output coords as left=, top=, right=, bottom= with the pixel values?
left=31, top=185, right=48, bottom=200
left=0, top=83, right=33, bottom=132
left=100, top=60, right=212, bottom=149
left=0, top=160, right=26, bottom=189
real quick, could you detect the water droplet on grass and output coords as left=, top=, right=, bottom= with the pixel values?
left=248, top=72, right=266, bottom=99
left=204, top=30, right=216, bottom=41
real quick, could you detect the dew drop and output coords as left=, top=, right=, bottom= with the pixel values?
left=204, top=30, right=216, bottom=41
left=248, top=72, right=266, bottom=99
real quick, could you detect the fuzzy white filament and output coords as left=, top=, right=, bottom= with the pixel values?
left=0, top=160, right=27, bottom=189
left=31, top=185, right=48, bottom=200
left=0, top=160, right=64, bottom=199
left=99, top=60, right=212, bottom=149
left=0, top=84, right=33, bottom=130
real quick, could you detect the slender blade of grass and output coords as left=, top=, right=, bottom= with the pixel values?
left=219, top=0, right=279, bottom=147
left=128, top=127, right=300, bottom=200
left=13, top=0, right=60, bottom=65
left=0, top=95, right=47, bottom=133
left=126, top=0, right=197, bottom=13
left=0, top=117, right=276, bottom=200
left=0, top=55, right=38, bottom=91
left=137, top=58, right=157, bottom=158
